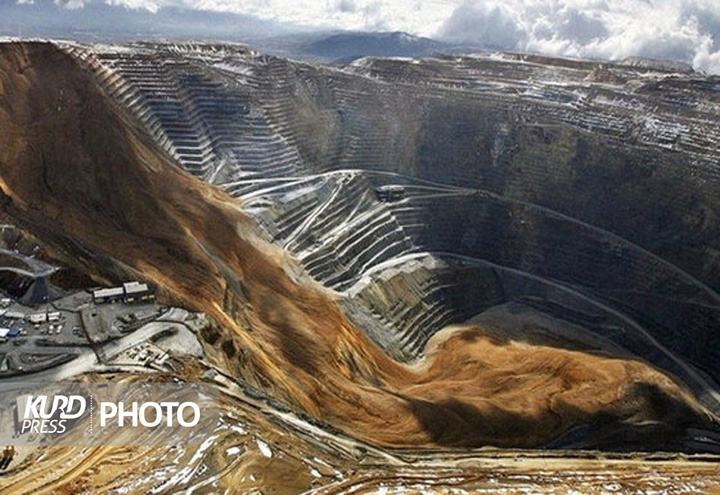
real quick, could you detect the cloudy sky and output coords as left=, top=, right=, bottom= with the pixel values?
left=11, top=0, right=720, bottom=73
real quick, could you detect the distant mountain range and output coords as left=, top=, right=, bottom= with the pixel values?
left=0, top=1, right=482, bottom=63
left=299, top=31, right=450, bottom=62
left=258, top=31, right=482, bottom=63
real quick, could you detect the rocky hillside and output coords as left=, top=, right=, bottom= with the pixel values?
left=1, top=41, right=719, bottom=452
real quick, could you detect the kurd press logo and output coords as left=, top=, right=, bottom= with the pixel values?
left=2, top=382, right=218, bottom=447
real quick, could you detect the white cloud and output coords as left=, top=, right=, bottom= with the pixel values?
left=336, top=0, right=357, bottom=14
left=54, top=0, right=87, bottom=9
left=104, top=0, right=163, bottom=13
left=694, top=37, right=720, bottom=73
left=437, top=0, right=720, bottom=74
left=46, top=0, right=459, bottom=33
left=439, top=3, right=525, bottom=49
left=47, top=0, right=720, bottom=74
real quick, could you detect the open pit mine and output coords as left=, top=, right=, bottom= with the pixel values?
left=0, top=40, right=720, bottom=493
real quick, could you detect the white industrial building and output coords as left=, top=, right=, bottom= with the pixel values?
left=92, top=281, right=154, bottom=304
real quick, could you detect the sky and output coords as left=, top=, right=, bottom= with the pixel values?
left=10, top=0, right=720, bottom=73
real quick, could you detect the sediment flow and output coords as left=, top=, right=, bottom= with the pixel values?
left=1, top=41, right=719, bottom=452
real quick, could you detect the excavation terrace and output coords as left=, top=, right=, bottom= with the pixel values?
left=69, top=42, right=720, bottom=387
left=1, top=41, right=720, bottom=455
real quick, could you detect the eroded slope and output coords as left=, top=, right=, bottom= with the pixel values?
left=1, top=41, right=719, bottom=454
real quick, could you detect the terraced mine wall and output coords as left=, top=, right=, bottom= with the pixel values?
left=59, top=43, right=720, bottom=414
left=2, top=41, right=720, bottom=452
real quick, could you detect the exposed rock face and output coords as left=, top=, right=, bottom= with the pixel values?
left=1, top=41, right=719, bottom=452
